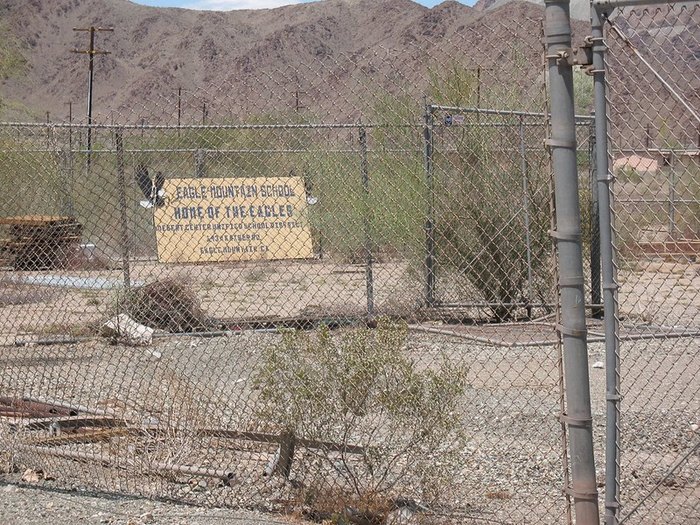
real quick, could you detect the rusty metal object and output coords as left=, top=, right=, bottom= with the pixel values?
left=9, top=416, right=125, bottom=432
left=0, top=397, right=78, bottom=419
left=27, top=427, right=130, bottom=446
left=17, top=445, right=235, bottom=482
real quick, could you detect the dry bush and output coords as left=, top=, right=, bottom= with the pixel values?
left=254, top=319, right=468, bottom=519
left=124, top=280, right=210, bottom=333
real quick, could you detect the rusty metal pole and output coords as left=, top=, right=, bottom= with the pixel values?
left=545, top=1, right=601, bottom=523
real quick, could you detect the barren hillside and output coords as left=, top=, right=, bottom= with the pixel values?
left=0, top=0, right=576, bottom=123
left=1, top=0, right=486, bottom=122
left=1, top=0, right=695, bottom=147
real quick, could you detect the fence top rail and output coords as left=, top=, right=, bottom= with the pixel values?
left=0, top=122, right=420, bottom=131
left=0, top=107, right=595, bottom=130
left=429, top=105, right=595, bottom=121
left=593, top=0, right=697, bottom=9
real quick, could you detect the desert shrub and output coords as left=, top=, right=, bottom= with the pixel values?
left=424, top=64, right=555, bottom=319
left=434, top=126, right=553, bottom=320
left=123, top=279, right=210, bottom=333
left=253, top=319, right=468, bottom=515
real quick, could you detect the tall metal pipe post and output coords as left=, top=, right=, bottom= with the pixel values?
left=591, top=5, right=621, bottom=523
left=545, top=1, right=601, bottom=522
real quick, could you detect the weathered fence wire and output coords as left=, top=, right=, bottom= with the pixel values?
left=1, top=2, right=698, bottom=524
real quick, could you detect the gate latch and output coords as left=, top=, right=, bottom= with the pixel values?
left=547, top=37, right=594, bottom=72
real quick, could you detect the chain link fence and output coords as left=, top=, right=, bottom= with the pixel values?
left=2, top=1, right=697, bottom=523
left=603, top=2, right=700, bottom=523
left=0, top=8, right=592, bottom=524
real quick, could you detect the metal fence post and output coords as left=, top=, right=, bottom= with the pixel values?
left=589, top=118, right=603, bottom=319
left=668, top=152, right=676, bottom=239
left=67, top=114, right=75, bottom=216
left=359, top=125, right=374, bottom=321
left=592, top=5, right=621, bottom=523
left=519, top=115, right=534, bottom=318
left=545, top=1, right=600, bottom=523
left=59, top=149, right=73, bottom=217
left=115, top=128, right=131, bottom=293
left=195, top=148, right=207, bottom=178
left=423, top=103, right=436, bottom=308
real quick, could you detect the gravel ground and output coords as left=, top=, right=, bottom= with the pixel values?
left=0, top=334, right=697, bottom=524
left=0, top=261, right=698, bottom=524
left=0, top=332, right=570, bottom=524
left=0, top=479, right=293, bottom=525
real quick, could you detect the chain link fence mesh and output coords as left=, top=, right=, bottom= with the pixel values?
left=604, top=2, right=700, bottom=523
left=10, top=2, right=698, bottom=523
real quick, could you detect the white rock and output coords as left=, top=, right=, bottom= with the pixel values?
left=21, top=468, right=42, bottom=483
left=102, top=314, right=155, bottom=347
left=592, top=361, right=604, bottom=369
left=691, top=423, right=699, bottom=432
left=385, top=507, right=419, bottom=525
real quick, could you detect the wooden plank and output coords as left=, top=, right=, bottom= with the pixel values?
left=17, top=445, right=236, bottom=481
left=0, top=216, right=77, bottom=226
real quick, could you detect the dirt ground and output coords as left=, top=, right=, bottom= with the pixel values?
left=0, top=258, right=698, bottom=524
left=0, top=480, right=294, bottom=525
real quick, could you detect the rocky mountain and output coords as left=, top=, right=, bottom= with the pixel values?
left=1, top=0, right=695, bottom=148
left=473, top=0, right=591, bottom=21
left=0, top=0, right=561, bottom=123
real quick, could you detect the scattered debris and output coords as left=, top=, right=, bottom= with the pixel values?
left=0, top=397, right=77, bottom=419
left=385, top=506, right=419, bottom=525
left=102, top=314, right=155, bottom=347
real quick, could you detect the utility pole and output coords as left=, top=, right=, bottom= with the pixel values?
left=72, top=26, right=113, bottom=171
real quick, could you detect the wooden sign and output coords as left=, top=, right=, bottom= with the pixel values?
left=153, top=177, right=313, bottom=263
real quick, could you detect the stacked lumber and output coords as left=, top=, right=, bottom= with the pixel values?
left=0, top=216, right=82, bottom=270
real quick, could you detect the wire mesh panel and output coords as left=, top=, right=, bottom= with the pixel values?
left=0, top=5, right=591, bottom=524
left=605, top=3, right=700, bottom=523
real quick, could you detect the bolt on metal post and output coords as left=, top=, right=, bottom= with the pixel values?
left=545, top=0, right=601, bottom=522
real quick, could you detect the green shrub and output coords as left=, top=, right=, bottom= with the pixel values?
left=434, top=126, right=552, bottom=320
left=253, top=319, right=468, bottom=510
